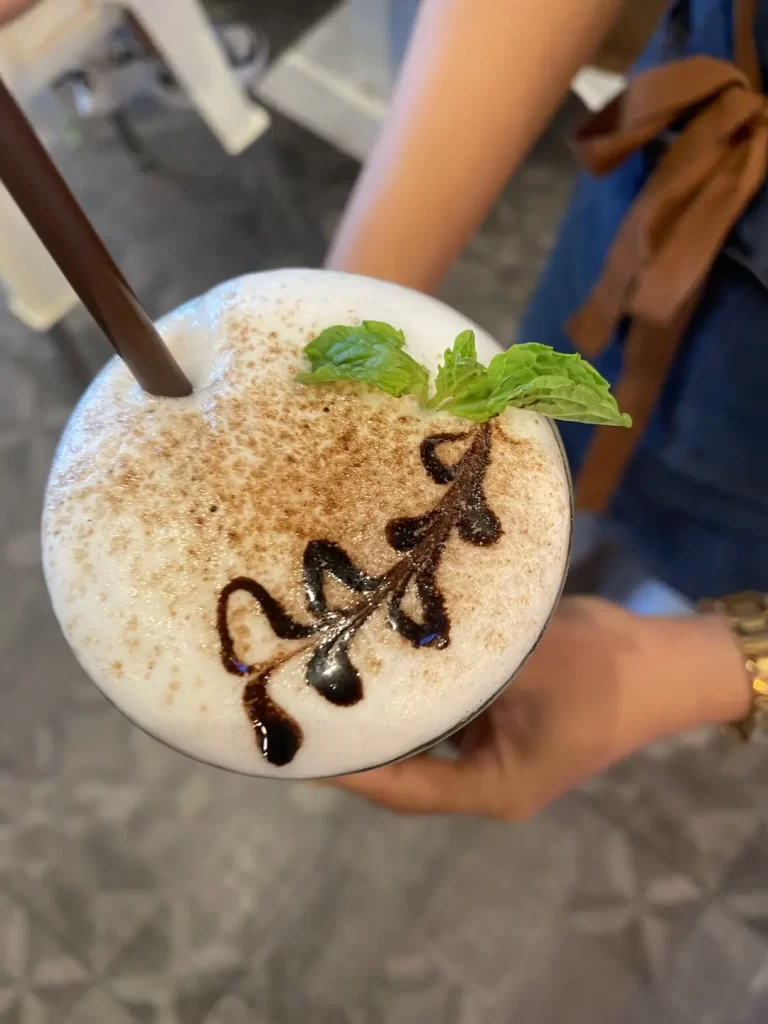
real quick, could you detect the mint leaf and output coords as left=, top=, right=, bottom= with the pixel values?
left=357, top=320, right=406, bottom=347
left=298, top=322, right=428, bottom=399
left=425, top=330, right=486, bottom=409
left=441, top=344, right=631, bottom=426
left=298, top=326, right=630, bottom=429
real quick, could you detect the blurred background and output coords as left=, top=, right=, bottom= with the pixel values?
left=2, top=1, right=768, bottom=1022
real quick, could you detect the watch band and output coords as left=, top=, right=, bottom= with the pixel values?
left=698, top=591, right=768, bottom=740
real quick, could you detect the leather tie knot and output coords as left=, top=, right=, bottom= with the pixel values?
left=567, top=55, right=768, bottom=512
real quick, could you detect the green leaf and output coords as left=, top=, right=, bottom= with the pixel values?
left=425, top=330, right=486, bottom=409
left=298, top=326, right=630, bottom=429
left=358, top=320, right=406, bottom=347
left=298, top=322, right=428, bottom=399
left=441, top=344, right=631, bottom=426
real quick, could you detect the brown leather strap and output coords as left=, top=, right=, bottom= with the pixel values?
left=735, top=0, right=762, bottom=91
left=569, top=0, right=768, bottom=512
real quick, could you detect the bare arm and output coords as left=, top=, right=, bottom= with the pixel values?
left=327, top=0, right=625, bottom=291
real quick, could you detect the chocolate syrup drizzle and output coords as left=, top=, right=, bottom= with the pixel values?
left=216, top=422, right=501, bottom=766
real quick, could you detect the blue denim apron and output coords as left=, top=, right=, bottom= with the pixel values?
left=519, top=0, right=768, bottom=600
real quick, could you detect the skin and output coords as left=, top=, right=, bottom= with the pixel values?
left=326, top=0, right=753, bottom=814
left=0, top=0, right=36, bottom=27
left=328, top=0, right=627, bottom=291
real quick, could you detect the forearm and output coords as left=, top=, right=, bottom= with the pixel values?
left=626, top=613, right=751, bottom=743
left=327, top=0, right=625, bottom=291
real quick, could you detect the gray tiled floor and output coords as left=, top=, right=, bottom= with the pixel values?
left=3, top=19, right=768, bottom=1024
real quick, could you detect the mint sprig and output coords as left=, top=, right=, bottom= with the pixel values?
left=436, top=339, right=631, bottom=426
left=298, top=322, right=630, bottom=428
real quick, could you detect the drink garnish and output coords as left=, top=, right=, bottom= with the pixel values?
left=298, top=323, right=631, bottom=427
left=297, top=320, right=429, bottom=399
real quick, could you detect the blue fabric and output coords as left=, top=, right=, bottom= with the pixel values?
left=519, top=0, right=768, bottom=600
left=389, top=0, right=421, bottom=70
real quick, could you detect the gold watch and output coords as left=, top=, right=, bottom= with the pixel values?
left=698, top=591, right=768, bottom=740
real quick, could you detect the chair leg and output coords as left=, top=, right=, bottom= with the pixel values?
left=124, top=0, right=270, bottom=154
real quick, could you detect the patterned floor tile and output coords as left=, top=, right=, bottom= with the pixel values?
left=2, top=816, right=159, bottom=973
left=720, top=823, right=768, bottom=944
left=0, top=889, right=91, bottom=1024
left=564, top=813, right=704, bottom=986
left=202, top=995, right=268, bottom=1024
left=106, top=894, right=245, bottom=1024
left=619, top=995, right=695, bottom=1024
left=225, top=799, right=710, bottom=1024
left=662, top=904, right=768, bottom=1023
left=65, top=986, right=137, bottom=1024
left=363, top=962, right=484, bottom=1024
left=407, top=800, right=704, bottom=1013
left=581, top=730, right=768, bottom=890
left=234, top=801, right=466, bottom=1018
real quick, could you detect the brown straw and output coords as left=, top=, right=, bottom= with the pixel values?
left=0, top=77, right=192, bottom=397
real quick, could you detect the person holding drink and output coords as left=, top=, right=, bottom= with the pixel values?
left=2, top=0, right=766, bottom=811
left=326, top=0, right=768, bottom=814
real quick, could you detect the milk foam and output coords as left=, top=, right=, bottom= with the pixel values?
left=42, top=270, right=572, bottom=777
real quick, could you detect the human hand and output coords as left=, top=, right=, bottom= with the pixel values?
left=328, top=596, right=750, bottom=819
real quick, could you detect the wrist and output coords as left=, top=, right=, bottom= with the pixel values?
left=634, top=613, right=752, bottom=736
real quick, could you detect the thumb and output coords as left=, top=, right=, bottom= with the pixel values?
left=326, top=753, right=493, bottom=816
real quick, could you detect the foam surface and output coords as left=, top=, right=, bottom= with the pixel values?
left=42, top=270, right=572, bottom=777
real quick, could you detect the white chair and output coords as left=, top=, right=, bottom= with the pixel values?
left=0, top=0, right=270, bottom=331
